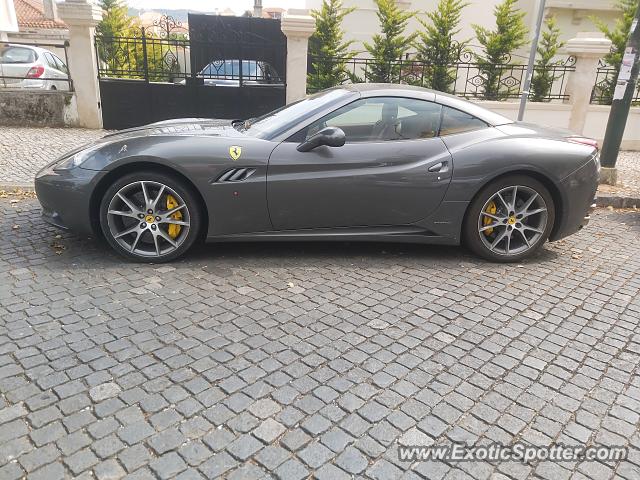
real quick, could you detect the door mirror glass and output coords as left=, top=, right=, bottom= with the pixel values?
left=297, top=126, right=346, bottom=152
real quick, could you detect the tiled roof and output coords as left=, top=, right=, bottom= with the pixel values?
left=14, top=0, right=67, bottom=31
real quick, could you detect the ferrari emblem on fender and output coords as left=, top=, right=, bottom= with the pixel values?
left=229, top=146, right=242, bottom=161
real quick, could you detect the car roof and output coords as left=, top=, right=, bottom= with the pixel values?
left=339, top=83, right=513, bottom=127
left=2, top=44, right=63, bottom=57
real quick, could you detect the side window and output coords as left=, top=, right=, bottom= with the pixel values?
left=44, top=52, right=57, bottom=68
left=293, top=97, right=442, bottom=143
left=440, top=106, right=488, bottom=136
left=53, top=55, right=68, bottom=74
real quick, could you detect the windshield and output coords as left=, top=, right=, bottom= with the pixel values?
left=239, top=88, right=357, bottom=139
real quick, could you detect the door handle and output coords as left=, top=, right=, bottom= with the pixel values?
left=428, top=161, right=448, bottom=173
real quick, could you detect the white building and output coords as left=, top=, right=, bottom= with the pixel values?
left=303, top=0, right=623, bottom=56
left=5, top=0, right=67, bottom=42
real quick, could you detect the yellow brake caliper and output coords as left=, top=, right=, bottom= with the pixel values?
left=483, top=201, right=497, bottom=236
left=166, top=194, right=182, bottom=239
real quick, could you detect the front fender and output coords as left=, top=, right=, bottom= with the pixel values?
left=81, top=135, right=278, bottom=236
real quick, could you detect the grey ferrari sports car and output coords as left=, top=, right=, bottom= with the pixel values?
left=35, top=84, right=599, bottom=263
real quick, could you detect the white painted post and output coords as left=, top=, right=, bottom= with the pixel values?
left=280, top=9, right=315, bottom=104
left=57, top=0, right=103, bottom=129
left=565, top=32, right=612, bottom=135
left=0, top=0, right=19, bottom=42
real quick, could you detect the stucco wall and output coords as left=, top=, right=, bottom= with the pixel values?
left=474, top=100, right=640, bottom=151
left=0, top=91, right=78, bottom=127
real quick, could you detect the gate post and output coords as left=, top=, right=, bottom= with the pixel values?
left=281, top=9, right=315, bottom=104
left=565, top=32, right=612, bottom=135
left=57, top=0, right=103, bottom=129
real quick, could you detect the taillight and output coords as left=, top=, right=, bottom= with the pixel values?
left=567, top=136, right=599, bottom=150
left=26, top=66, right=45, bottom=78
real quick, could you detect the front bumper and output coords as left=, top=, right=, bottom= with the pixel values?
left=35, top=163, right=106, bottom=236
left=550, top=154, right=599, bottom=241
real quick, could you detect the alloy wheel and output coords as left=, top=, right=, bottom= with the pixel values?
left=477, top=185, right=548, bottom=256
left=106, top=181, right=191, bottom=258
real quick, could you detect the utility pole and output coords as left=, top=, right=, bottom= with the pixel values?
left=518, top=0, right=547, bottom=121
left=599, top=2, right=640, bottom=185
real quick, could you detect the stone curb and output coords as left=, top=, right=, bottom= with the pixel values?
left=596, top=195, right=640, bottom=209
left=0, top=183, right=35, bottom=192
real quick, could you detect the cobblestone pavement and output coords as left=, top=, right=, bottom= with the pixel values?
left=0, top=127, right=105, bottom=186
left=599, top=152, right=640, bottom=199
left=1, top=196, right=640, bottom=480
left=1, top=127, right=640, bottom=199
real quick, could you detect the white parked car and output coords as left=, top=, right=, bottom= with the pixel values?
left=0, top=44, right=70, bottom=91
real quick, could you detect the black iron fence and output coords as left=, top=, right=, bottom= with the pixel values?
left=591, top=59, right=640, bottom=105
left=96, top=30, right=189, bottom=82
left=0, top=40, right=72, bottom=91
left=308, top=53, right=576, bottom=102
left=95, top=26, right=285, bottom=86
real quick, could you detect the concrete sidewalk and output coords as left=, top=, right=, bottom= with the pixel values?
left=0, top=127, right=105, bottom=187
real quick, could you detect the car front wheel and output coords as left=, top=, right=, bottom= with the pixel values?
left=99, top=172, right=201, bottom=262
left=464, top=175, right=555, bottom=262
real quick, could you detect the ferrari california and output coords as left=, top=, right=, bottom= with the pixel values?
left=35, top=84, right=599, bottom=263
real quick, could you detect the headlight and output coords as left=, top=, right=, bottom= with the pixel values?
left=53, top=144, right=102, bottom=171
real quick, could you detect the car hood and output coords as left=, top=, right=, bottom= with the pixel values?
left=100, top=118, right=242, bottom=142
left=47, top=118, right=249, bottom=170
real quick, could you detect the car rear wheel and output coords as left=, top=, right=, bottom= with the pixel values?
left=99, top=172, right=201, bottom=262
left=464, top=175, right=555, bottom=263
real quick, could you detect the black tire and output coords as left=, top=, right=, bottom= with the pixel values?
left=463, top=175, right=555, bottom=263
left=99, top=171, right=202, bottom=262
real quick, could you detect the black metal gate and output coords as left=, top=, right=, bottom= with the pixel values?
left=95, top=15, right=286, bottom=130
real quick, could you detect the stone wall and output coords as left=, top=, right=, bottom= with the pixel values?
left=0, top=91, right=78, bottom=127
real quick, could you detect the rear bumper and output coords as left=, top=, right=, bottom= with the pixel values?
left=0, top=80, right=47, bottom=89
left=550, top=154, right=599, bottom=241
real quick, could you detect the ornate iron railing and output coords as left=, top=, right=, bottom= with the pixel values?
left=307, top=53, right=576, bottom=102
left=95, top=29, right=190, bottom=82
left=591, top=59, right=640, bottom=105
left=95, top=15, right=285, bottom=85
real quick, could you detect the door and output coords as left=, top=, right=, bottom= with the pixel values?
left=42, top=53, right=68, bottom=90
left=267, top=96, right=453, bottom=231
left=51, top=54, right=70, bottom=91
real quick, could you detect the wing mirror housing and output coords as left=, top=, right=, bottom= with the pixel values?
left=297, top=126, right=346, bottom=152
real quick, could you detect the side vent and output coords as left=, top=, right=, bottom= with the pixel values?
left=216, top=168, right=257, bottom=182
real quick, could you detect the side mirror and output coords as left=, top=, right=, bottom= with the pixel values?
left=297, top=126, right=346, bottom=152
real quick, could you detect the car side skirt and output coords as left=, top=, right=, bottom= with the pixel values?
left=205, top=201, right=468, bottom=246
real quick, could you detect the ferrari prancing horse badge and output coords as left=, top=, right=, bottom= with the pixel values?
left=229, top=146, right=242, bottom=161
